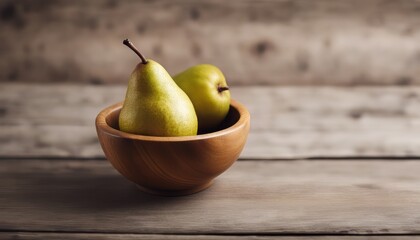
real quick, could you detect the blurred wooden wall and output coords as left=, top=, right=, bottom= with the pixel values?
left=1, top=0, right=420, bottom=85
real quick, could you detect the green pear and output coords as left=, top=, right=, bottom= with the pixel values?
left=119, top=39, right=198, bottom=136
left=173, top=64, right=231, bottom=132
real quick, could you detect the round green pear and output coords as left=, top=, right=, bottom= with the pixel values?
left=119, top=39, right=198, bottom=136
left=173, top=64, right=231, bottom=132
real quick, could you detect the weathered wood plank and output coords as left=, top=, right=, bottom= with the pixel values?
left=1, top=159, right=420, bottom=234
left=1, top=0, right=420, bottom=85
left=1, top=233, right=419, bottom=240
left=2, top=84, right=420, bottom=158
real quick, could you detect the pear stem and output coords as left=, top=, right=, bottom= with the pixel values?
left=218, top=86, right=229, bottom=93
left=123, top=39, right=148, bottom=64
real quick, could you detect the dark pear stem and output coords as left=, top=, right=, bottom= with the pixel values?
left=123, top=39, right=148, bottom=64
left=218, top=86, right=229, bottom=93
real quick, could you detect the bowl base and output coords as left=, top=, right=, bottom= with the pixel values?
left=136, top=181, right=213, bottom=197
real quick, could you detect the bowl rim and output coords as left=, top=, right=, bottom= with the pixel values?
left=96, top=99, right=250, bottom=142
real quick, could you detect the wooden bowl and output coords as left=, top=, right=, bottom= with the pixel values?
left=95, top=99, right=250, bottom=196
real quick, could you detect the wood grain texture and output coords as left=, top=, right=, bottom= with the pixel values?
left=1, top=233, right=420, bottom=240
left=1, top=159, right=420, bottom=234
left=2, top=84, right=420, bottom=158
left=95, top=101, right=249, bottom=195
left=1, top=0, right=420, bottom=85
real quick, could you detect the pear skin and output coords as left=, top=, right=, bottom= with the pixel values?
left=119, top=40, right=198, bottom=136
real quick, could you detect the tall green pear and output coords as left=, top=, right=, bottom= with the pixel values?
left=173, top=64, right=230, bottom=132
left=119, top=39, right=198, bottom=136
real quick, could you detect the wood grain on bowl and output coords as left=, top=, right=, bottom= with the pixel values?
left=95, top=99, right=250, bottom=196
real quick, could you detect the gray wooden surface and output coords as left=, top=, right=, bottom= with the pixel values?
left=2, top=83, right=420, bottom=239
left=1, top=0, right=420, bottom=85
left=1, top=233, right=419, bottom=240
left=2, top=84, right=420, bottom=158
left=3, top=0, right=420, bottom=239
left=1, top=159, right=420, bottom=235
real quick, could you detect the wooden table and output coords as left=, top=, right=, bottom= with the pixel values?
left=2, top=83, right=420, bottom=239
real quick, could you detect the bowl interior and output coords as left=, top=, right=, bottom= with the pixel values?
left=105, top=104, right=241, bottom=135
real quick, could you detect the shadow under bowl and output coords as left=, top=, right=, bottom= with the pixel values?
left=95, top=99, right=250, bottom=196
